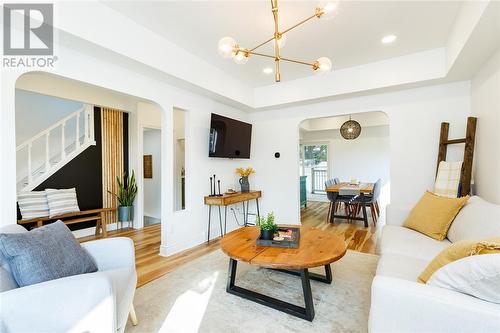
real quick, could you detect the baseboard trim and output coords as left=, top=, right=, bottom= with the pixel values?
left=72, top=223, right=122, bottom=238
left=159, top=234, right=207, bottom=257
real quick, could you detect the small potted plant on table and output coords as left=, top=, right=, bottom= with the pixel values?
left=257, top=212, right=278, bottom=240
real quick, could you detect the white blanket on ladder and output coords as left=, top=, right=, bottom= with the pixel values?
left=434, top=161, right=463, bottom=198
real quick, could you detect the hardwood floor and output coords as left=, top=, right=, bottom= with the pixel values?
left=79, top=224, right=221, bottom=287
left=300, top=201, right=380, bottom=254
left=80, top=200, right=381, bottom=287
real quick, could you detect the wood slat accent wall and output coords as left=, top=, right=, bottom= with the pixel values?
left=101, top=108, right=124, bottom=225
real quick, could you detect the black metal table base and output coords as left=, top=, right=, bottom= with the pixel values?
left=226, top=258, right=332, bottom=321
left=330, top=196, right=368, bottom=228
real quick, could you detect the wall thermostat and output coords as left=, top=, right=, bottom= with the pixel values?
left=274, top=152, right=280, bottom=158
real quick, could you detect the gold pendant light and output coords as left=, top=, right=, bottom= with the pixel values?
left=218, top=1, right=338, bottom=82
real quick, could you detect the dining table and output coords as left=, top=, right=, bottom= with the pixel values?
left=325, top=182, right=375, bottom=227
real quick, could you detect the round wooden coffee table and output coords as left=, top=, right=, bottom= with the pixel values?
left=221, top=226, right=347, bottom=321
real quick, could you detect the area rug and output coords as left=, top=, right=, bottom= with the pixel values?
left=126, top=249, right=378, bottom=333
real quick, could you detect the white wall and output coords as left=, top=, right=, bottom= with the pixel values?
left=15, top=89, right=83, bottom=145
left=16, top=73, right=140, bottom=112
left=15, top=89, right=86, bottom=183
left=471, top=48, right=500, bottom=204
left=250, top=81, right=470, bottom=225
left=301, top=125, right=390, bottom=184
left=143, top=129, right=162, bottom=219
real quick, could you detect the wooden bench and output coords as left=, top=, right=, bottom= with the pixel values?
left=17, top=208, right=116, bottom=237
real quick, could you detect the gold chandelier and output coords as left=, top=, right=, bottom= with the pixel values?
left=218, top=0, right=338, bottom=82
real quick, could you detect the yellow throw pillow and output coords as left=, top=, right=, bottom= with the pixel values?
left=403, top=191, right=469, bottom=241
left=418, top=237, right=500, bottom=283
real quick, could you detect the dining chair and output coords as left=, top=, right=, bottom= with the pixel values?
left=325, top=179, right=337, bottom=223
left=339, top=187, right=361, bottom=223
left=352, top=179, right=382, bottom=226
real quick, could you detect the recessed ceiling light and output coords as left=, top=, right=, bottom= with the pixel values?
left=263, top=67, right=273, bottom=74
left=381, top=35, right=397, bottom=44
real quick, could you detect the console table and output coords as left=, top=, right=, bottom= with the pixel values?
left=204, top=191, right=261, bottom=243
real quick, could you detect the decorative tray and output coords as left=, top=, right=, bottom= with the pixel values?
left=256, top=227, right=300, bottom=248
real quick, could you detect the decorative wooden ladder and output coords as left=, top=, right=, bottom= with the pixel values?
left=436, top=117, right=477, bottom=197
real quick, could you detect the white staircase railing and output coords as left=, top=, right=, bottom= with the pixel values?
left=16, top=104, right=96, bottom=192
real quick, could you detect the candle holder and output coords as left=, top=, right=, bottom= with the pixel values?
left=217, top=180, right=223, bottom=196
left=209, top=177, right=216, bottom=197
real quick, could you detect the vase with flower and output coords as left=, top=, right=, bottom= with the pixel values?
left=236, top=167, right=255, bottom=192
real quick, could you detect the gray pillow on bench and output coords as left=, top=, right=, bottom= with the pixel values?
left=0, top=221, right=97, bottom=287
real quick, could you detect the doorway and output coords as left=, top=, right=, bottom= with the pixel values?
left=299, top=111, right=390, bottom=229
left=299, top=143, right=329, bottom=201
left=143, top=127, right=162, bottom=226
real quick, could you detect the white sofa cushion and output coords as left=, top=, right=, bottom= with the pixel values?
left=428, top=253, right=500, bottom=304
left=381, top=225, right=451, bottom=261
left=448, top=196, right=500, bottom=243
left=376, top=253, right=429, bottom=281
left=370, top=275, right=500, bottom=333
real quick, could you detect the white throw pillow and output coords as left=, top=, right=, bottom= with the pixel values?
left=447, top=196, right=500, bottom=243
left=45, top=188, right=80, bottom=218
left=17, top=191, right=50, bottom=220
left=428, top=253, right=500, bottom=304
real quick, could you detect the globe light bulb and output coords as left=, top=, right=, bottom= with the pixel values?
left=218, top=36, right=237, bottom=58
left=315, top=57, right=332, bottom=72
left=347, top=128, right=353, bottom=133
left=381, top=34, right=397, bottom=44
left=318, top=1, right=339, bottom=19
left=263, top=67, right=273, bottom=74
left=233, top=51, right=249, bottom=65
left=274, top=34, right=287, bottom=49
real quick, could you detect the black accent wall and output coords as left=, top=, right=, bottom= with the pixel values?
left=17, top=107, right=129, bottom=231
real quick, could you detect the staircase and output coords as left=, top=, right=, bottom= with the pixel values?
left=16, top=105, right=96, bottom=192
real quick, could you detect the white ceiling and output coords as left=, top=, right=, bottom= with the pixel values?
left=300, top=111, right=389, bottom=131
left=103, top=1, right=462, bottom=87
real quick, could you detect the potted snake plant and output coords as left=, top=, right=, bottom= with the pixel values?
left=110, top=170, right=138, bottom=223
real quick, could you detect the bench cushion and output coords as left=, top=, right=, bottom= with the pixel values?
left=0, top=221, right=97, bottom=287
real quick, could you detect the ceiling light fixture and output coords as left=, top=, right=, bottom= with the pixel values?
left=340, top=116, right=361, bottom=140
left=263, top=67, right=273, bottom=74
left=218, top=0, right=337, bottom=82
left=381, top=34, right=397, bottom=44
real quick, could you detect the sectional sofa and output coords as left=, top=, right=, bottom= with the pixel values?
left=369, top=196, right=500, bottom=332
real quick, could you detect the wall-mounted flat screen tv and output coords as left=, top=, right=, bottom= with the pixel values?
left=209, top=113, right=252, bottom=159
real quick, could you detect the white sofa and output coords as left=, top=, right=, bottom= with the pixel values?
left=369, top=196, right=500, bottom=333
left=0, top=224, right=137, bottom=333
